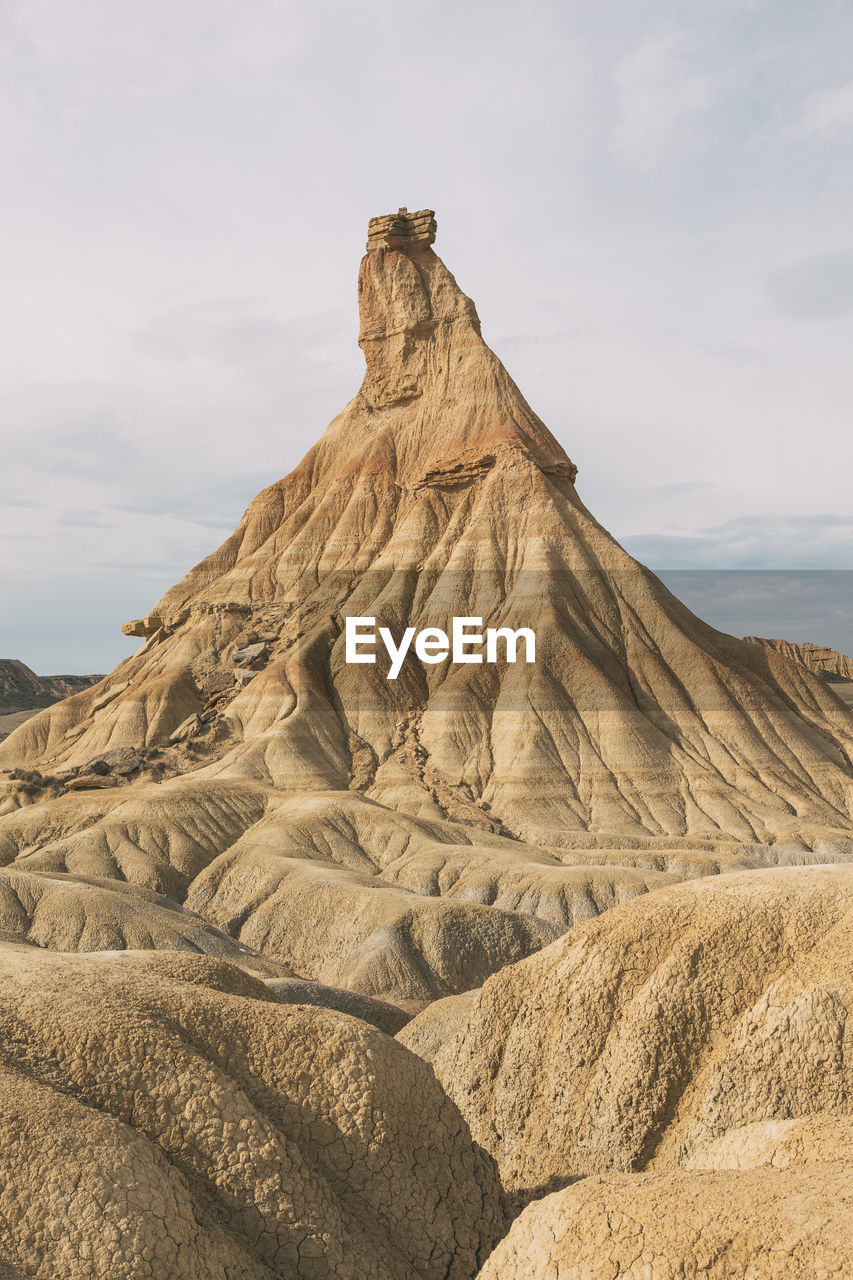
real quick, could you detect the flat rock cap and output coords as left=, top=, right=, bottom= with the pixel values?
left=367, top=206, right=437, bottom=251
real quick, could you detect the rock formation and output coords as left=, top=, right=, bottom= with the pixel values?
left=401, top=863, right=853, bottom=1275
left=0, top=209, right=852, bottom=1011
left=366, top=206, right=437, bottom=251
left=744, top=634, right=853, bottom=681
left=2, top=208, right=853, bottom=1276
left=0, top=659, right=102, bottom=712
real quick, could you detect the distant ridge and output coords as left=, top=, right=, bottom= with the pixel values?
left=744, top=636, right=853, bottom=682
left=0, top=659, right=102, bottom=712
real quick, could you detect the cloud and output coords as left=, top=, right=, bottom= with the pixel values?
left=648, top=482, right=715, bottom=500
left=624, top=513, right=853, bottom=570
left=656, top=569, right=853, bottom=657
left=492, top=330, right=578, bottom=352
left=799, top=80, right=853, bottom=137
left=56, top=510, right=112, bottom=527
left=765, top=252, right=853, bottom=320
left=704, top=341, right=770, bottom=367
left=610, top=28, right=719, bottom=167
left=133, top=298, right=354, bottom=369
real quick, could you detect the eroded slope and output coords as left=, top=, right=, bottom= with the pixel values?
left=403, top=865, right=853, bottom=1197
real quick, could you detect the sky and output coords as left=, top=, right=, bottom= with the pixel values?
left=1, top=0, right=851, bottom=671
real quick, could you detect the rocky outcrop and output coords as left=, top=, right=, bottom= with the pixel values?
left=0, top=779, right=677, bottom=1009
left=0, top=867, right=286, bottom=974
left=366, top=206, right=437, bottom=251
left=2, top=211, right=853, bottom=1277
left=744, top=635, right=853, bottom=681
left=5, top=213, right=852, bottom=845
left=1, top=210, right=852, bottom=1008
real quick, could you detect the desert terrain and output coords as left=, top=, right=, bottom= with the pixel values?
left=0, top=661, right=103, bottom=745
left=0, top=709, right=39, bottom=743
left=744, top=635, right=853, bottom=709
left=0, top=208, right=851, bottom=1277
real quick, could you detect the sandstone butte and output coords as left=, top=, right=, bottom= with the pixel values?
left=0, top=208, right=851, bottom=1278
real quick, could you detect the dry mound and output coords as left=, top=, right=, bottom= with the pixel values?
left=0, top=866, right=286, bottom=976
left=408, top=865, right=853, bottom=1197
left=0, top=944, right=504, bottom=1279
left=477, top=1164, right=853, bottom=1279
left=0, top=783, right=671, bottom=1009
left=262, top=976, right=409, bottom=1035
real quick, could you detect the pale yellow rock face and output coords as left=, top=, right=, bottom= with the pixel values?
left=477, top=1166, right=853, bottom=1279
left=412, top=865, right=853, bottom=1197
left=416, top=865, right=853, bottom=1278
left=0, top=944, right=504, bottom=1279
left=683, top=1114, right=853, bottom=1170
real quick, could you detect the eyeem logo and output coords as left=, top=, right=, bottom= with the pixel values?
left=345, top=616, right=536, bottom=680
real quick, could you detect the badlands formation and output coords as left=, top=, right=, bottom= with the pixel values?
left=744, top=634, right=853, bottom=682
left=0, top=659, right=101, bottom=713
left=0, top=208, right=852, bottom=1276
